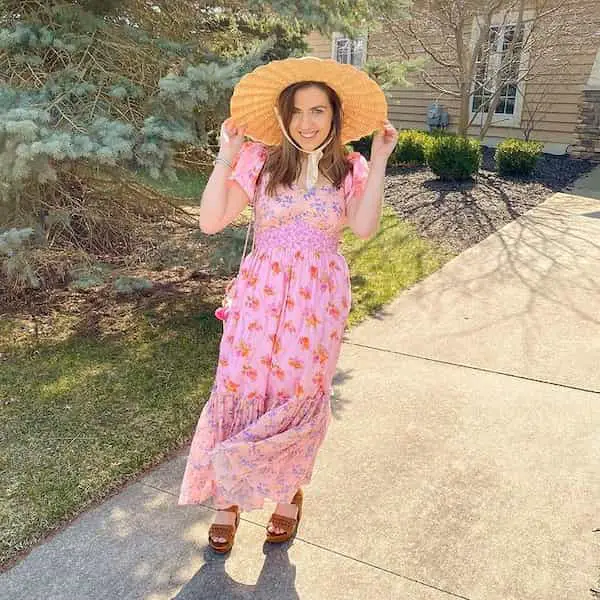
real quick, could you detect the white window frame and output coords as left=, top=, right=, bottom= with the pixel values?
left=469, top=13, right=532, bottom=128
left=586, top=47, right=600, bottom=90
left=331, top=32, right=367, bottom=67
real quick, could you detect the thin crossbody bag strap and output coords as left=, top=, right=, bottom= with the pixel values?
left=225, top=203, right=253, bottom=298
left=240, top=204, right=254, bottom=262
left=238, top=163, right=264, bottom=269
left=219, top=165, right=262, bottom=315
left=232, top=176, right=260, bottom=289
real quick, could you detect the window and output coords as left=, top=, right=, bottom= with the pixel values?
left=333, top=36, right=366, bottom=67
left=472, top=23, right=525, bottom=123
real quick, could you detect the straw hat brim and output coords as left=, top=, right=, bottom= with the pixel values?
left=230, top=57, right=388, bottom=146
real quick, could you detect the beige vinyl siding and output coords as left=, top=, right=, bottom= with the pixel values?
left=369, top=26, right=462, bottom=132
left=370, top=16, right=600, bottom=148
left=306, top=0, right=600, bottom=153
left=305, top=32, right=332, bottom=59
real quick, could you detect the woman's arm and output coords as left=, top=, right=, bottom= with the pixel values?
left=345, top=155, right=386, bottom=240
left=199, top=163, right=248, bottom=235
left=346, top=120, right=398, bottom=240
left=199, top=119, right=249, bottom=235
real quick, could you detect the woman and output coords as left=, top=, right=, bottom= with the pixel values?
left=178, top=57, right=398, bottom=553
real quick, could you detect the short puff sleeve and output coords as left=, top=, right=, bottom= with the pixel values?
left=228, top=141, right=268, bottom=205
left=343, top=152, right=369, bottom=215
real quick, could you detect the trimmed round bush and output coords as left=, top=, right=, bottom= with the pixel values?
left=425, top=134, right=482, bottom=181
left=495, top=138, right=544, bottom=177
left=393, top=130, right=430, bottom=166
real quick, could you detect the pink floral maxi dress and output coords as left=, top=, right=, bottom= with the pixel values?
left=178, top=142, right=369, bottom=511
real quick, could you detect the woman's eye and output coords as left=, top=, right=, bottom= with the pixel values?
left=292, top=109, right=324, bottom=114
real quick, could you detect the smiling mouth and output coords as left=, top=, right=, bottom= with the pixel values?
left=299, top=131, right=318, bottom=139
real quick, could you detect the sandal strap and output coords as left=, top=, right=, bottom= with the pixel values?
left=209, top=524, right=235, bottom=538
left=269, top=514, right=296, bottom=532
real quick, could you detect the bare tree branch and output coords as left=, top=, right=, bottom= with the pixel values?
left=381, top=0, right=597, bottom=139
left=419, top=70, right=460, bottom=97
left=405, top=20, right=461, bottom=70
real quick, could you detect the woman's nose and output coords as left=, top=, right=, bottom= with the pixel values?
left=299, top=113, right=314, bottom=129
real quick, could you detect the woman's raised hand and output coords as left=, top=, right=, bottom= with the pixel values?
left=219, top=118, right=247, bottom=161
left=370, top=119, right=398, bottom=163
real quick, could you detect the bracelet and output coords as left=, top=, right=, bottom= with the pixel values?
left=213, top=156, right=233, bottom=169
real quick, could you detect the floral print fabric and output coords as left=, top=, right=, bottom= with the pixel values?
left=178, top=142, right=369, bottom=511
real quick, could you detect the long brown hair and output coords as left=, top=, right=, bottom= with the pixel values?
left=263, top=81, right=351, bottom=197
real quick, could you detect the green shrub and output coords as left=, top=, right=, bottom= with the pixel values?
left=393, top=130, right=430, bottom=165
left=425, top=134, right=482, bottom=181
left=495, top=138, right=544, bottom=176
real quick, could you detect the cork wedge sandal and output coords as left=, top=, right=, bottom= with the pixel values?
left=208, top=505, right=240, bottom=554
left=265, top=489, right=303, bottom=543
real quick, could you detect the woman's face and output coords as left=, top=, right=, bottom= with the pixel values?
left=289, top=85, right=334, bottom=152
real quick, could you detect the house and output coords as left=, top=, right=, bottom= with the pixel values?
left=305, top=1, right=600, bottom=157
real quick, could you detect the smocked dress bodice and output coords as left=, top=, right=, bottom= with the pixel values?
left=229, top=141, right=369, bottom=253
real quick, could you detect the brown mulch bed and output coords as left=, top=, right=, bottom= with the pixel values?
left=0, top=210, right=226, bottom=330
left=384, top=148, right=597, bottom=254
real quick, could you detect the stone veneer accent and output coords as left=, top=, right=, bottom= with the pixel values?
left=572, top=90, right=600, bottom=159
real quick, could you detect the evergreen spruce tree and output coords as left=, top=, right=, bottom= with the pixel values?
left=0, top=0, right=405, bottom=292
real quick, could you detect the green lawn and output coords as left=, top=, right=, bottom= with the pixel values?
left=342, top=208, right=448, bottom=327
left=0, top=310, right=223, bottom=565
left=0, top=193, right=452, bottom=566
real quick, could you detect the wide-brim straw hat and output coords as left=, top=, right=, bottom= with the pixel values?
left=230, top=56, right=388, bottom=146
